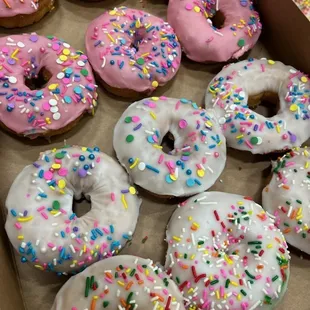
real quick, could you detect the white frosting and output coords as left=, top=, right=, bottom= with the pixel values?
left=165, top=191, right=290, bottom=309
left=263, top=147, right=310, bottom=255
left=52, top=255, right=185, bottom=310
left=5, top=146, right=141, bottom=274
left=205, top=58, right=310, bottom=154
left=113, top=97, right=226, bottom=197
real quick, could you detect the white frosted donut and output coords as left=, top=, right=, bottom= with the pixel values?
left=263, top=147, right=310, bottom=255
left=52, top=255, right=185, bottom=310
left=165, top=191, right=290, bottom=309
left=5, top=146, right=141, bottom=275
left=113, top=97, right=226, bottom=197
left=205, top=58, right=310, bottom=154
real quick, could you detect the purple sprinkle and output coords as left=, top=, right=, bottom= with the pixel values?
left=121, top=189, right=129, bottom=194
left=181, top=156, right=189, bottom=161
left=78, top=168, right=87, bottom=178
left=33, top=162, right=40, bottom=168
left=133, top=123, right=142, bottom=131
left=7, top=58, right=15, bottom=65
left=73, top=227, right=79, bottom=232
left=253, top=124, right=258, bottom=131
left=29, top=35, right=38, bottom=42
left=23, top=210, right=28, bottom=216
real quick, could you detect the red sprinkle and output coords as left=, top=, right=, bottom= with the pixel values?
left=165, top=295, right=172, bottom=310
left=179, top=280, right=189, bottom=291
left=214, top=210, right=220, bottom=221
left=191, top=266, right=197, bottom=278
left=195, top=273, right=206, bottom=283
left=259, top=250, right=265, bottom=257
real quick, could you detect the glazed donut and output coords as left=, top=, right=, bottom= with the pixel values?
left=85, top=6, right=181, bottom=98
left=263, top=147, right=310, bottom=255
left=5, top=146, right=141, bottom=274
left=205, top=58, right=310, bottom=154
left=0, top=0, right=54, bottom=28
left=165, top=191, right=290, bottom=309
left=52, top=255, right=186, bottom=310
left=0, top=34, right=98, bottom=139
left=167, top=0, right=261, bottom=63
left=113, top=97, right=226, bottom=197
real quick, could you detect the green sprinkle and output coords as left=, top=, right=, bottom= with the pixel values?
left=103, top=301, right=109, bottom=308
left=126, top=135, right=134, bottom=143
left=176, top=277, right=180, bottom=284
left=210, top=280, right=219, bottom=285
left=238, top=38, right=245, bottom=47
left=225, top=279, right=230, bottom=288
left=286, top=201, right=291, bottom=205
left=126, top=292, right=133, bottom=303
left=272, top=275, right=279, bottom=282
left=284, top=222, right=290, bottom=227
left=125, top=117, right=132, bottom=123
left=241, top=289, right=247, bottom=296
left=302, top=233, right=306, bottom=238
left=137, top=58, right=145, bottom=65
left=250, top=136, right=259, bottom=145
left=119, top=265, right=124, bottom=270
left=245, top=270, right=256, bottom=279
left=52, top=200, right=60, bottom=210
left=142, top=265, right=147, bottom=268
left=85, top=277, right=90, bottom=297
left=264, top=295, right=272, bottom=304
left=296, top=199, right=302, bottom=204
left=90, top=275, right=94, bottom=287
left=115, top=272, right=118, bottom=278
left=198, top=241, right=204, bottom=245
left=80, top=69, right=88, bottom=76
left=251, top=250, right=258, bottom=254
left=130, top=269, right=136, bottom=277
left=248, top=241, right=262, bottom=245
left=184, top=253, right=187, bottom=259
left=55, top=152, right=65, bottom=159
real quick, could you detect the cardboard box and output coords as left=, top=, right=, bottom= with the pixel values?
left=0, top=0, right=309, bottom=309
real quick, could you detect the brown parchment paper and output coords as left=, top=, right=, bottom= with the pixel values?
left=0, top=1, right=309, bottom=309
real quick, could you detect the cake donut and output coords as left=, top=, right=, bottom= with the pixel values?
left=52, top=255, right=186, bottom=310
left=113, top=97, right=226, bottom=197
left=167, top=0, right=262, bottom=63
left=263, top=147, right=310, bottom=255
left=5, top=146, right=141, bottom=274
left=165, top=192, right=290, bottom=309
left=0, top=34, right=98, bottom=139
left=0, top=0, right=54, bottom=28
left=85, top=6, right=181, bottom=98
left=205, top=58, right=310, bottom=154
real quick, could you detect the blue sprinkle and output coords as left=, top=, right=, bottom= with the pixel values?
left=110, top=225, right=114, bottom=234
left=145, top=165, right=160, bottom=173
left=194, top=179, right=202, bottom=185
left=69, top=213, right=76, bottom=220
left=186, top=178, right=195, bottom=187
left=165, top=174, right=173, bottom=184
left=64, top=96, right=72, bottom=104
left=10, top=209, right=17, bottom=217
left=95, top=228, right=103, bottom=236
left=60, top=231, right=65, bottom=238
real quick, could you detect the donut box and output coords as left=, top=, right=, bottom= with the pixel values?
left=0, top=0, right=309, bottom=310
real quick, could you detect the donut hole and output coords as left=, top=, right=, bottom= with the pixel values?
left=72, top=195, right=91, bottom=218
left=24, top=67, right=52, bottom=90
left=248, top=91, right=280, bottom=117
left=161, top=131, right=175, bottom=154
left=210, top=10, right=226, bottom=29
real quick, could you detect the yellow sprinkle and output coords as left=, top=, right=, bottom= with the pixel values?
left=173, top=236, right=181, bottom=242
left=197, top=169, right=205, bottom=178
left=152, top=81, right=159, bottom=88
left=73, top=260, right=78, bottom=264
left=150, top=112, right=157, bottom=119
left=290, top=104, right=298, bottom=112
left=126, top=268, right=131, bottom=274
left=63, top=48, right=70, bottom=56
left=135, top=19, right=141, bottom=28
left=237, top=201, right=244, bottom=205
left=129, top=186, right=136, bottom=195
left=11, top=48, right=20, bottom=58
left=90, top=250, right=94, bottom=255
left=170, top=174, right=177, bottom=181
left=109, top=10, right=116, bottom=15
left=205, top=120, right=213, bottom=127
left=224, top=254, right=233, bottom=265
left=230, top=281, right=239, bottom=286
left=216, top=290, right=220, bottom=300
left=204, top=250, right=209, bottom=255
left=34, top=265, right=44, bottom=270
left=145, top=22, right=151, bottom=29
left=58, top=179, right=66, bottom=189
left=222, top=92, right=231, bottom=99
left=267, top=243, right=273, bottom=248
left=297, top=207, right=303, bottom=216
left=237, top=294, right=242, bottom=301
left=153, top=144, right=163, bottom=149
left=129, top=158, right=139, bottom=169
left=117, top=281, right=125, bottom=286
left=48, top=83, right=59, bottom=91
left=50, top=210, right=58, bottom=215
left=141, top=53, right=150, bottom=57
left=59, top=190, right=65, bottom=195
left=107, top=33, right=115, bottom=43
left=305, top=161, right=309, bottom=169
left=145, top=269, right=149, bottom=276
left=151, top=97, right=159, bottom=101
left=188, top=288, right=194, bottom=294
left=192, top=222, right=200, bottom=228
left=301, top=76, right=308, bottom=83
left=194, top=5, right=200, bottom=12
left=52, top=163, right=61, bottom=170
left=17, top=216, right=33, bottom=222
left=236, top=134, right=244, bottom=139
left=17, top=235, right=24, bottom=240
left=188, top=216, right=192, bottom=221
left=268, top=59, right=275, bottom=65
left=121, top=194, right=128, bottom=209
left=49, top=186, right=55, bottom=191
left=190, top=254, right=196, bottom=260
left=95, top=245, right=99, bottom=250
left=59, top=55, right=67, bottom=61
left=276, top=125, right=281, bottom=133
left=83, top=245, right=87, bottom=253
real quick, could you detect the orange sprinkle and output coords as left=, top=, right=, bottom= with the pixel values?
left=282, top=185, right=290, bottom=190
left=120, top=298, right=127, bottom=307
left=104, top=289, right=109, bottom=294
left=274, top=237, right=281, bottom=244
left=126, top=281, right=133, bottom=290
left=3, top=0, right=11, bottom=8
left=257, top=265, right=264, bottom=269
left=138, top=280, right=144, bottom=285
left=90, top=298, right=97, bottom=310
left=105, top=272, right=113, bottom=279
left=281, top=265, right=289, bottom=270
left=283, top=228, right=291, bottom=234
left=181, top=264, right=189, bottom=269
left=155, top=294, right=164, bottom=302
left=190, top=225, right=198, bottom=231
left=290, top=209, right=297, bottom=219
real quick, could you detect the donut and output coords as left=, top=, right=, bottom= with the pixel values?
left=85, top=6, right=181, bottom=98
left=205, top=58, right=310, bottom=154
left=263, top=147, right=310, bottom=255
left=113, top=97, right=226, bottom=197
left=0, top=33, right=98, bottom=139
left=52, top=255, right=186, bottom=310
left=5, top=146, right=141, bottom=274
left=165, top=191, right=290, bottom=309
left=0, top=0, right=54, bottom=28
left=167, top=0, right=262, bottom=63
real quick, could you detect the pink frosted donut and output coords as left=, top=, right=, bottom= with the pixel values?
left=167, top=0, right=262, bottom=63
left=0, top=0, right=55, bottom=28
left=85, top=6, right=182, bottom=98
left=0, top=34, right=98, bottom=138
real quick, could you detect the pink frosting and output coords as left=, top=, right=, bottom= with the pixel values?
left=0, top=34, right=98, bottom=137
left=167, top=0, right=262, bottom=62
left=0, top=0, right=51, bottom=17
left=85, top=6, right=182, bottom=94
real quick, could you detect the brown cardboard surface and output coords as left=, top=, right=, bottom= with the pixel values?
left=0, top=1, right=310, bottom=309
